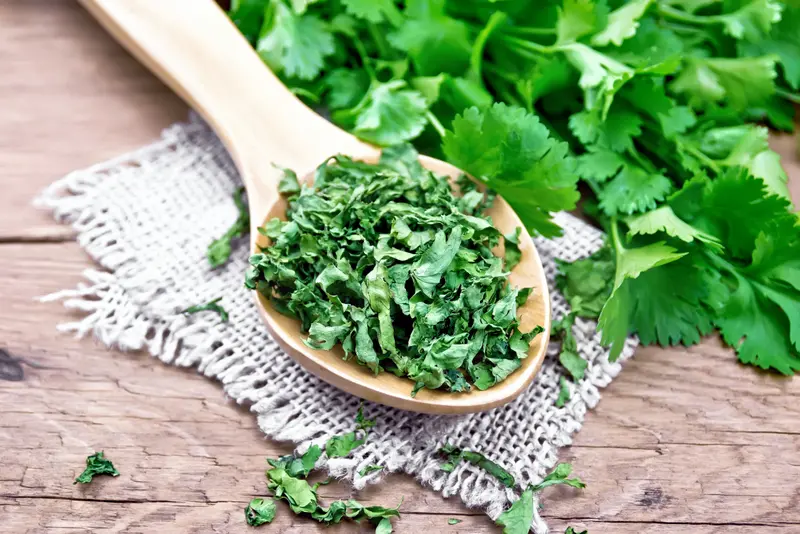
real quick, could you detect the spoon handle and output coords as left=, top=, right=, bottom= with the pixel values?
left=80, top=0, right=374, bottom=215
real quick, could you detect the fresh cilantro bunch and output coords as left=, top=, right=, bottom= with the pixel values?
left=229, top=0, right=800, bottom=375
left=245, top=145, right=542, bottom=395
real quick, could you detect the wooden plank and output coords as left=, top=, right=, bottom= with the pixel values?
left=0, top=0, right=187, bottom=240
left=1, top=500, right=796, bottom=534
left=2, top=243, right=800, bottom=532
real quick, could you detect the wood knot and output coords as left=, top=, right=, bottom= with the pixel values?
left=0, top=348, right=24, bottom=381
left=636, top=487, right=673, bottom=508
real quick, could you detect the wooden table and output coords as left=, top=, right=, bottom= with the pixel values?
left=2, top=2, right=799, bottom=533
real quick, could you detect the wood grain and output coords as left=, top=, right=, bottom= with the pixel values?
left=1, top=1, right=799, bottom=533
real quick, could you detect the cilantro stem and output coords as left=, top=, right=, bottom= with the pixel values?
left=507, top=26, right=557, bottom=36
left=426, top=110, right=446, bottom=138
left=775, top=88, right=800, bottom=105
left=676, top=137, right=722, bottom=173
left=366, top=23, right=390, bottom=58
left=471, top=12, right=508, bottom=83
left=627, top=147, right=657, bottom=174
left=609, top=218, right=625, bottom=289
left=500, top=34, right=552, bottom=55
left=656, top=3, right=716, bottom=26
left=352, top=36, right=377, bottom=80
left=483, top=63, right=518, bottom=84
left=290, top=87, right=320, bottom=104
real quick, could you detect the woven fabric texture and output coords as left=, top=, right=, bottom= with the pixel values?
left=37, top=117, right=637, bottom=533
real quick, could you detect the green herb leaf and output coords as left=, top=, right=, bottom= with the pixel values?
left=182, top=297, right=229, bottom=322
left=496, top=487, right=533, bottom=534
left=245, top=497, right=277, bottom=526
left=565, top=527, right=588, bottom=534
left=670, top=56, right=777, bottom=111
left=207, top=188, right=249, bottom=268
left=256, top=3, right=334, bottom=80
left=556, top=376, right=571, bottom=407
left=448, top=518, right=463, bottom=525
left=530, top=463, right=587, bottom=492
left=439, top=444, right=515, bottom=487
left=74, top=451, right=120, bottom=485
left=359, top=464, right=384, bottom=476
left=443, top=103, right=579, bottom=238
left=590, top=0, right=653, bottom=47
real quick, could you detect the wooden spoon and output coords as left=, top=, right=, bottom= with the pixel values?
left=80, top=0, right=551, bottom=414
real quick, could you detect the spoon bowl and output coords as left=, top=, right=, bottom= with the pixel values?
left=81, top=0, right=551, bottom=413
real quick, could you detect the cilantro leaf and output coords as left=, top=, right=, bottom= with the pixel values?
left=358, top=464, right=384, bottom=476
left=590, top=0, right=653, bottom=47
left=599, top=223, right=687, bottom=359
left=443, top=103, right=580, bottom=237
left=556, top=246, right=615, bottom=318
left=227, top=0, right=269, bottom=44
left=626, top=205, right=722, bottom=249
left=496, top=487, right=534, bottom=534
left=268, top=445, right=322, bottom=478
left=74, top=451, right=120, bottom=485
left=341, top=0, right=402, bottom=26
left=334, top=81, right=430, bottom=146
left=718, top=0, right=783, bottom=42
left=559, top=43, right=635, bottom=117
left=503, top=227, right=523, bottom=270
left=575, top=148, right=625, bottom=182
left=565, top=527, right=588, bottom=534
left=376, top=517, right=394, bottom=534
left=556, top=376, right=571, bottom=407
left=326, top=430, right=366, bottom=458
left=529, top=462, right=587, bottom=492
left=389, top=11, right=472, bottom=76
left=738, top=4, right=800, bottom=89
left=598, top=165, right=672, bottom=216
left=670, top=56, right=777, bottom=111
left=556, top=0, right=610, bottom=45
left=256, top=3, right=335, bottom=80
left=267, top=467, right=318, bottom=514
left=245, top=497, right=276, bottom=526
left=438, top=444, right=515, bottom=487
left=182, top=297, right=229, bottom=322
left=324, top=69, right=371, bottom=110
left=496, top=463, right=586, bottom=534
left=569, top=105, right=643, bottom=152
left=207, top=187, right=249, bottom=268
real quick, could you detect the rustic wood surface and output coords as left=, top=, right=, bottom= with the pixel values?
left=1, top=2, right=799, bottom=533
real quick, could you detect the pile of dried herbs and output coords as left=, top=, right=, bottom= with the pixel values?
left=245, top=145, right=542, bottom=396
left=245, top=407, right=400, bottom=531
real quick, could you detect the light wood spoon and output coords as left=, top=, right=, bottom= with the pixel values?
left=80, top=0, right=551, bottom=414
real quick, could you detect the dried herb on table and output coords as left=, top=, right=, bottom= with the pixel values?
left=207, top=187, right=249, bottom=268
left=247, top=407, right=402, bottom=531
left=359, top=464, right=384, bottom=476
left=245, top=144, right=542, bottom=396
left=555, top=376, right=571, bottom=408
left=245, top=497, right=276, bottom=526
left=438, top=443, right=515, bottom=488
left=496, top=463, right=586, bottom=534
left=74, top=451, right=120, bottom=485
left=181, top=297, right=229, bottom=322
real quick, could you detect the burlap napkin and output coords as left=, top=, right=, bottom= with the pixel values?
left=37, top=115, right=637, bottom=533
